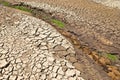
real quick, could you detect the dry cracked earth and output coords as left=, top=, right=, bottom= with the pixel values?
left=0, top=0, right=120, bottom=80
left=0, top=6, right=84, bottom=80
left=14, top=0, right=120, bottom=54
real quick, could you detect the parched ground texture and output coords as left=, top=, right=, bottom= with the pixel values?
left=92, top=0, right=120, bottom=9
left=8, top=0, right=120, bottom=54
left=0, top=0, right=120, bottom=80
left=0, top=6, right=84, bottom=80
left=0, top=3, right=113, bottom=80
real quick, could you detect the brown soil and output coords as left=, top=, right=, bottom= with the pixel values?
left=2, top=0, right=120, bottom=80
left=32, top=0, right=120, bottom=54
left=30, top=8, right=113, bottom=80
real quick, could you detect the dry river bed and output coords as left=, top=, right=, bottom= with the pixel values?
left=0, top=6, right=85, bottom=80
left=6, top=0, right=120, bottom=55
left=0, top=4, right=112, bottom=80
left=1, top=0, right=120, bottom=80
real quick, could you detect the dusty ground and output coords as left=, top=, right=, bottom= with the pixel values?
left=1, top=0, right=120, bottom=80
left=0, top=4, right=112, bottom=80
left=6, top=0, right=120, bottom=55
left=0, top=6, right=85, bottom=80
left=92, top=0, right=120, bottom=9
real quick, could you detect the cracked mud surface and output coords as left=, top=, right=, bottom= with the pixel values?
left=0, top=4, right=112, bottom=80
left=9, top=0, right=120, bottom=54
left=0, top=6, right=84, bottom=80
left=0, top=0, right=120, bottom=80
